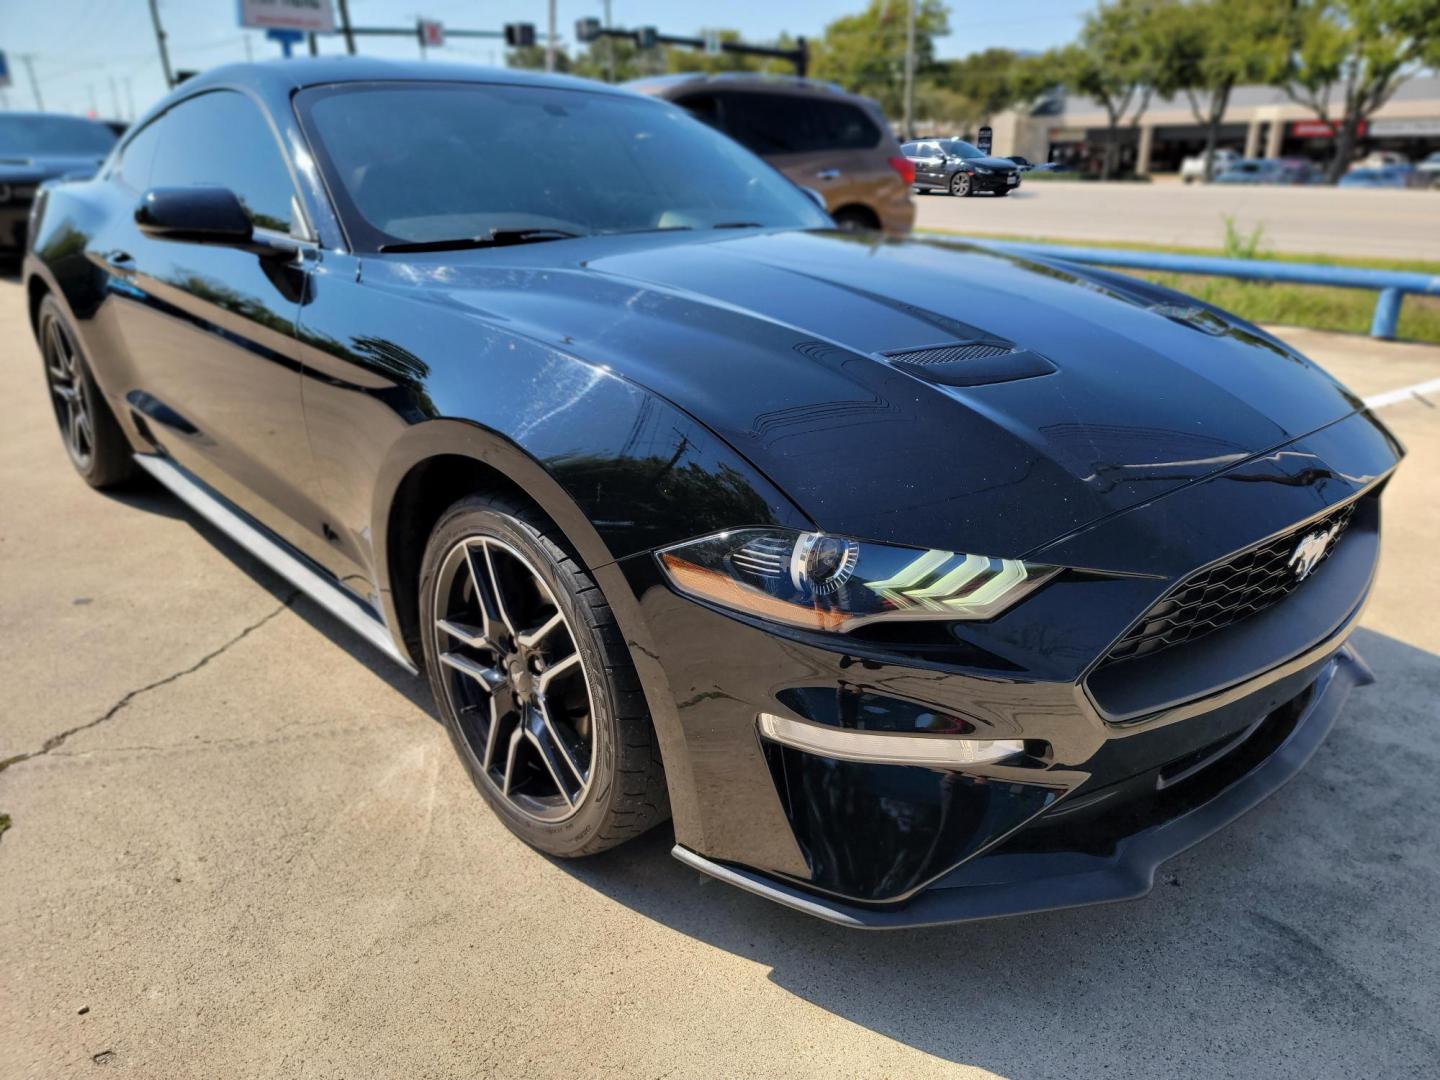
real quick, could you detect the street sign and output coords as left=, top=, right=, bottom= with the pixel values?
left=575, top=17, right=602, bottom=43
left=0, top=51, right=10, bottom=89
left=977, top=125, right=993, bottom=155
left=704, top=31, right=722, bottom=57
left=418, top=19, right=445, bottom=48
left=238, top=0, right=335, bottom=34
left=636, top=26, right=658, bottom=50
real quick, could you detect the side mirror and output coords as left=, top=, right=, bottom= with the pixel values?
left=135, top=186, right=254, bottom=248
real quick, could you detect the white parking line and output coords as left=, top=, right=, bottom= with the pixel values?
left=1363, top=377, right=1440, bottom=410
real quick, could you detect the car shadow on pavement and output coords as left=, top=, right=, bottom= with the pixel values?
left=112, top=479, right=438, bottom=717
left=550, top=626, right=1440, bottom=1078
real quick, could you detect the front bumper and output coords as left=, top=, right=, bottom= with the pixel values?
left=675, top=644, right=1369, bottom=928
left=613, top=408, right=1400, bottom=925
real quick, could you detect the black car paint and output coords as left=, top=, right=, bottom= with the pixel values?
left=1, top=114, right=116, bottom=253
left=905, top=140, right=1021, bottom=194
left=24, top=60, right=1402, bottom=921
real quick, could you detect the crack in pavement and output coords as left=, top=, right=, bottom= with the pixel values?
left=0, top=591, right=299, bottom=777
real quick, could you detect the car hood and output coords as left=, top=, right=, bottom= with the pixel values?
left=382, top=230, right=1363, bottom=559
left=960, top=156, right=1021, bottom=171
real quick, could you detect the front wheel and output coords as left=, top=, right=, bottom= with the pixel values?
left=419, top=493, right=668, bottom=856
left=949, top=172, right=972, bottom=197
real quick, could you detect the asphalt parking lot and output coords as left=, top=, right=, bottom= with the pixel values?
left=3, top=273, right=1440, bottom=1078
left=913, top=178, right=1440, bottom=260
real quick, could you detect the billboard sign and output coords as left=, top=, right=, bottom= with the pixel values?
left=977, top=125, right=993, bottom=155
left=238, top=0, right=335, bottom=33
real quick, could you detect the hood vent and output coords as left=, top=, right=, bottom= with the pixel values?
left=883, top=340, right=1057, bottom=388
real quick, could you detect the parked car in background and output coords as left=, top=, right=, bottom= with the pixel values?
left=1180, top=147, right=1239, bottom=183
left=902, top=138, right=1022, bottom=196
left=1338, top=164, right=1416, bottom=189
left=1215, top=158, right=1317, bottom=185
left=0, top=112, right=117, bottom=256
left=627, top=73, right=914, bottom=234
left=1414, top=151, right=1440, bottom=187
left=1006, top=155, right=1036, bottom=172
left=1350, top=150, right=1409, bottom=171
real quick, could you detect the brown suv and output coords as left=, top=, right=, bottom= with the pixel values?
left=626, top=74, right=915, bottom=235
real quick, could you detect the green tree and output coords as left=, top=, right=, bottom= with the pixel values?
left=1283, top=0, right=1440, bottom=183
left=936, top=48, right=1026, bottom=128
left=1049, top=0, right=1173, bottom=180
left=506, top=45, right=570, bottom=72
left=811, top=0, right=951, bottom=120
left=1158, top=0, right=1291, bottom=181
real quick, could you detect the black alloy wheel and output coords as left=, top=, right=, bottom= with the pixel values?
left=420, top=494, right=668, bottom=855
left=37, top=295, right=136, bottom=489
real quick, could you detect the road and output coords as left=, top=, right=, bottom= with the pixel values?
left=913, top=179, right=1440, bottom=261
left=3, top=276, right=1440, bottom=1078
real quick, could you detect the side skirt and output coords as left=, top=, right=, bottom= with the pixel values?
left=133, top=453, right=417, bottom=674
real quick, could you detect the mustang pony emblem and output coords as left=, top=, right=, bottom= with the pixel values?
left=1289, top=525, right=1341, bottom=581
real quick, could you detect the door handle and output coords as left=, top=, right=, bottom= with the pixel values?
left=814, top=168, right=841, bottom=181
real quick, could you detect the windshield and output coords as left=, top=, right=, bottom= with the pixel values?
left=0, top=115, right=116, bottom=158
left=938, top=140, right=984, bottom=159
left=297, top=81, right=831, bottom=251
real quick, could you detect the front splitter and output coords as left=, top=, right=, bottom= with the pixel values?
left=672, top=646, right=1371, bottom=929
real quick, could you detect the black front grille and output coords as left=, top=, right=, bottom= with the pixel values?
left=1101, top=501, right=1358, bottom=667
left=884, top=342, right=1012, bottom=366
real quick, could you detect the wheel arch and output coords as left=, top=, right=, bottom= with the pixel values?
left=830, top=203, right=881, bottom=230
left=373, top=418, right=617, bottom=667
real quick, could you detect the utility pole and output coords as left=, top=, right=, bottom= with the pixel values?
left=88, top=83, right=98, bottom=116
left=244, top=34, right=254, bottom=62
left=20, top=55, right=43, bottom=110
left=902, top=0, right=916, bottom=141
left=148, top=0, right=175, bottom=89
left=123, top=77, right=136, bottom=120
left=603, top=0, right=614, bottom=83
left=337, top=0, right=357, bottom=54
left=545, top=0, right=557, bottom=72
left=109, top=75, right=120, bottom=118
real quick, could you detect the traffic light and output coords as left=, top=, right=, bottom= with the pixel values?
left=575, top=17, right=601, bottom=44
left=504, top=23, right=536, bottom=48
left=636, top=26, right=658, bottom=49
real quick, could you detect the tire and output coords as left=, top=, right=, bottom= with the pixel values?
left=831, top=207, right=879, bottom=232
left=949, top=172, right=972, bottom=197
left=419, top=492, right=668, bottom=857
left=37, top=294, right=136, bottom=490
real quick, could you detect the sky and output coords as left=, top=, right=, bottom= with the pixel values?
left=0, top=0, right=1089, bottom=119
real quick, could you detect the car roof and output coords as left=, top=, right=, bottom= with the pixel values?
left=625, top=72, right=862, bottom=102
left=177, top=57, right=630, bottom=98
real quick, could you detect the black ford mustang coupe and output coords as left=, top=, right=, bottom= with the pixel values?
left=25, top=61, right=1401, bottom=927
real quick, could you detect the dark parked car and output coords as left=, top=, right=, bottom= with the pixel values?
left=25, top=60, right=1402, bottom=927
left=0, top=112, right=117, bottom=255
left=626, top=73, right=915, bottom=234
left=902, top=138, right=1021, bottom=196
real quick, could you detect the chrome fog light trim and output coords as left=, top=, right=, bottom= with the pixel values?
left=757, top=712, right=1024, bottom=768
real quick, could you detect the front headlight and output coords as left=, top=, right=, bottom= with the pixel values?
left=972, top=166, right=992, bottom=174
left=656, top=528, right=1060, bottom=633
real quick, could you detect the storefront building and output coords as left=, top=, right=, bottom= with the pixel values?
left=986, top=75, right=1440, bottom=174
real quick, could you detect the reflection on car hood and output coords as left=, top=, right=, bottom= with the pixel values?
left=385, top=230, right=1364, bottom=557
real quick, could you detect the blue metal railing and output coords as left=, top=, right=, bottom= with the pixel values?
left=966, top=240, right=1440, bottom=340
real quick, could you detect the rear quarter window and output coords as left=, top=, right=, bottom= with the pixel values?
left=717, top=92, right=881, bottom=155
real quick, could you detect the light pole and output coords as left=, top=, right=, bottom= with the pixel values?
left=545, top=0, right=557, bottom=72
left=902, top=0, right=916, bottom=141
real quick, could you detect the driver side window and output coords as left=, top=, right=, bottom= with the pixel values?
left=148, top=90, right=302, bottom=236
